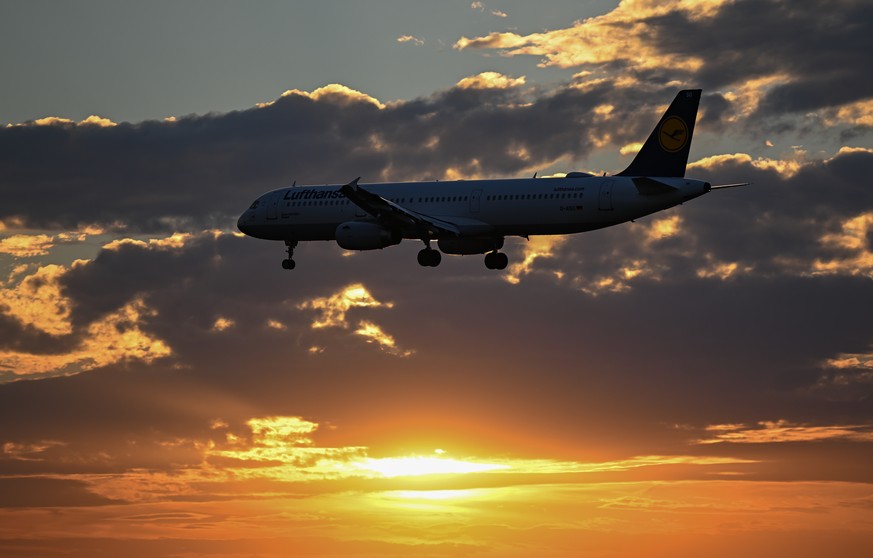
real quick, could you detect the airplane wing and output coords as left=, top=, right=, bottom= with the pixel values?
left=340, top=177, right=461, bottom=237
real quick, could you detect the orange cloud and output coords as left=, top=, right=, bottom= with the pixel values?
left=0, top=233, right=55, bottom=257
left=0, top=262, right=171, bottom=379
left=698, top=420, right=873, bottom=444
left=0, top=297, right=172, bottom=378
left=0, top=263, right=73, bottom=335
left=211, top=317, right=235, bottom=332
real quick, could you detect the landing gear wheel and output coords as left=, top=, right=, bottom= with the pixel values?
left=282, top=240, right=298, bottom=270
left=484, top=252, right=496, bottom=269
left=485, top=251, right=508, bottom=270
left=417, top=248, right=441, bottom=267
left=495, top=252, right=508, bottom=270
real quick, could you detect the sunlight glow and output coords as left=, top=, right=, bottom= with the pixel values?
left=356, top=455, right=510, bottom=478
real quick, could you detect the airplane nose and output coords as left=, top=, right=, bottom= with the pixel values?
left=237, top=212, right=251, bottom=235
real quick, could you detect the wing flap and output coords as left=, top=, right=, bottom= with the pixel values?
left=340, top=178, right=461, bottom=236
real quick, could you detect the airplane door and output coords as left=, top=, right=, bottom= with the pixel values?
left=598, top=180, right=614, bottom=211
left=470, top=189, right=482, bottom=213
left=266, top=191, right=281, bottom=220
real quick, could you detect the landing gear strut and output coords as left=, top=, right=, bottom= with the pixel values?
left=417, top=236, right=441, bottom=267
left=281, top=240, right=298, bottom=270
left=484, top=251, right=508, bottom=270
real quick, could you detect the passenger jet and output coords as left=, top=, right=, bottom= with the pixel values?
left=237, top=89, right=744, bottom=270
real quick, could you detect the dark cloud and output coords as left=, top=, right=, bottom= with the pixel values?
left=0, top=84, right=623, bottom=233
left=0, top=477, right=118, bottom=508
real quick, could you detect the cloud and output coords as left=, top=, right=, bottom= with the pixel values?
left=455, top=0, right=873, bottom=123
left=0, top=295, right=171, bottom=380
left=298, top=284, right=411, bottom=357
left=397, top=35, right=424, bottom=46
left=0, top=227, right=103, bottom=257
left=698, top=421, right=873, bottom=444
left=299, top=283, right=393, bottom=329
left=0, top=234, right=55, bottom=257
left=456, top=71, right=526, bottom=90
left=211, top=317, right=235, bottom=332
left=354, top=320, right=413, bottom=357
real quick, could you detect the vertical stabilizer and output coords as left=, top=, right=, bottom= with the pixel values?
left=617, top=89, right=701, bottom=177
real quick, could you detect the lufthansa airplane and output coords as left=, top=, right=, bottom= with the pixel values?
left=237, top=89, right=744, bottom=270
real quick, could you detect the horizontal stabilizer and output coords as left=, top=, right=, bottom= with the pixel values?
left=709, top=182, right=750, bottom=190
left=633, top=176, right=678, bottom=195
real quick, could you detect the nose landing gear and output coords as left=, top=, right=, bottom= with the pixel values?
left=282, top=240, right=298, bottom=270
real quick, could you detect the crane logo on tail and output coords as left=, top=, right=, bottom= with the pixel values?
left=658, top=116, right=688, bottom=153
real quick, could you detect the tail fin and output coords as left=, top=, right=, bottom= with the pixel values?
left=617, top=89, right=701, bottom=178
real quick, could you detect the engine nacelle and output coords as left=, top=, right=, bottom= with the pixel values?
left=335, top=221, right=401, bottom=251
left=437, top=237, right=504, bottom=255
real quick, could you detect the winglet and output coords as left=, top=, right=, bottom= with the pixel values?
left=340, top=177, right=361, bottom=196
left=617, top=89, right=701, bottom=178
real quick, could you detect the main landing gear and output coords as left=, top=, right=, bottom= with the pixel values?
left=484, top=251, right=508, bottom=270
left=281, top=240, right=298, bottom=270
left=417, top=247, right=441, bottom=267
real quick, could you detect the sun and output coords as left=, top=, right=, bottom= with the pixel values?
left=355, top=450, right=510, bottom=478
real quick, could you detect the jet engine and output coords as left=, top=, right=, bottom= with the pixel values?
left=335, top=221, right=401, bottom=251
left=437, top=237, right=504, bottom=255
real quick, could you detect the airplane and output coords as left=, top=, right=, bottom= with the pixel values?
left=237, top=89, right=745, bottom=270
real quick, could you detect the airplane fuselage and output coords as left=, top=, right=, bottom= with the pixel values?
left=237, top=175, right=709, bottom=242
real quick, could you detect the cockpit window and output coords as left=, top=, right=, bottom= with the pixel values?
left=249, top=200, right=260, bottom=209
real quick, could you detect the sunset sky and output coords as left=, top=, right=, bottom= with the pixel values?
left=1, top=1, right=872, bottom=556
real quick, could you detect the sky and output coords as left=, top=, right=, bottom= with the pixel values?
left=1, top=0, right=872, bottom=556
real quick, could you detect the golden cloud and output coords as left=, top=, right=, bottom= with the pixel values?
left=824, top=99, right=873, bottom=127
left=78, top=115, right=117, bottom=127
left=505, top=235, right=568, bottom=284
left=456, top=71, right=526, bottom=90
left=278, top=84, right=385, bottom=110
left=298, top=284, right=411, bottom=357
left=689, top=152, right=804, bottom=178
left=396, top=35, right=424, bottom=46
left=0, top=234, right=55, bottom=257
left=211, top=317, right=235, bottom=332
left=265, top=319, right=287, bottom=331
left=645, top=215, right=682, bottom=242
left=812, top=212, right=873, bottom=278
left=0, top=263, right=73, bottom=335
left=102, top=232, right=194, bottom=251
left=455, top=0, right=728, bottom=72
left=299, top=283, right=392, bottom=329
left=0, top=296, right=171, bottom=378
left=354, top=320, right=413, bottom=357
left=0, top=226, right=104, bottom=258
left=698, top=420, right=873, bottom=444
